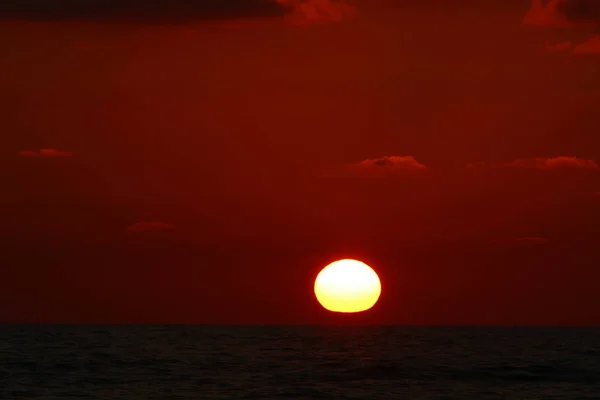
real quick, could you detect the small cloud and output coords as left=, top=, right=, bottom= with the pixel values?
left=19, top=148, right=73, bottom=157
left=545, top=40, right=572, bottom=52
left=275, top=0, right=357, bottom=25
left=505, top=156, right=598, bottom=170
left=467, top=157, right=598, bottom=170
left=127, top=221, right=176, bottom=232
left=366, top=156, right=426, bottom=169
left=323, top=155, right=427, bottom=179
left=352, top=155, right=428, bottom=171
left=573, top=35, right=600, bottom=54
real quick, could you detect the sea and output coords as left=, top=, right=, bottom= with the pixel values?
left=2, top=325, right=600, bottom=399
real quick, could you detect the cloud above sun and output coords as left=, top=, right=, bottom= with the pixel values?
left=19, top=149, right=73, bottom=157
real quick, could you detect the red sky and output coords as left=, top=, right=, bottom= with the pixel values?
left=2, top=0, right=600, bottom=325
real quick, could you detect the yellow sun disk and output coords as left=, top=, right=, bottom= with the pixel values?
left=314, top=259, right=381, bottom=313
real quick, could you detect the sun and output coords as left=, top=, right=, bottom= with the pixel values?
left=314, top=259, right=381, bottom=313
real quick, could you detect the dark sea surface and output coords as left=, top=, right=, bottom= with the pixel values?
left=2, top=325, right=600, bottom=399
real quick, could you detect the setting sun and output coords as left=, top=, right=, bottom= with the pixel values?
left=314, top=259, right=382, bottom=313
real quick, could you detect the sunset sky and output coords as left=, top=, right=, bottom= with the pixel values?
left=2, top=0, right=600, bottom=325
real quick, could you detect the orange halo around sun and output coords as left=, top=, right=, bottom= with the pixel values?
left=314, top=259, right=381, bottom=313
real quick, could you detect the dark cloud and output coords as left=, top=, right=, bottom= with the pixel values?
left=523, top=0, right=599, bottom=28
left=275, top=0, right=356, bottom=25
left=127, top=221, right=176, bottom=232
left=0, top=0, right=286, bottom=22
left=558, top=0, right=600, bottom=24
left=19, top=148, right=73, bottom=157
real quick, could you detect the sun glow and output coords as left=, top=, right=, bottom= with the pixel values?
left=314, top=259, right=381, bottom=313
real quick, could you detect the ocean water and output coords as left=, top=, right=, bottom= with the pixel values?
left=2, top=325, right=600, bottom=399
